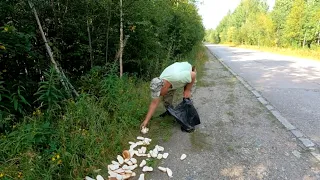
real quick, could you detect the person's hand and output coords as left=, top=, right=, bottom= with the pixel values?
left=183, top=90, right=191, bottom=99
left=140, top=120, right=148, bottom=129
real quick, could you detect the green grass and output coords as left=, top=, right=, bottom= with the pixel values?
left=190, top=130, right=213, bottom=152
left=226, top=145, right=235, bottom=152
left=225, top=94, right=236, bottom=105
left=145, top=158, right=158, bottom=168
left=0, top=75, right=150, bottom=179
left=0, top=44, right=208, bottom=179
left=228, top=77, right=237, bottom=85
left=188, top=44, right=208, bottom=81
left=226, top=111, right=235, bottom=117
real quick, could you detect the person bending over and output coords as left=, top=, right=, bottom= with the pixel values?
left=140, top=61, right=196, bottom=129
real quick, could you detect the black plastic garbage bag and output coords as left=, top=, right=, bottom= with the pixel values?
left=167, top=98, right=200, bottom=132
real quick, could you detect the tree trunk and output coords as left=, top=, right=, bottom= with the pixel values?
left=115, top=35, right=129, bottom=61
left=119, top=0, right=124, bottom=77
left=28, top=0, right=79, bottom=97
left=303, top=31, right=307, bottom=48
left=276, top=28, right=280, bottom=47
left=87, top=19, right=93, bottom=68
left=318, top=21, right=320, bottom=45
left=60, top=69, right=79, bottom=97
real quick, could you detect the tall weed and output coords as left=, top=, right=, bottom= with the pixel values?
left=34, top=68, right=65, bottom=112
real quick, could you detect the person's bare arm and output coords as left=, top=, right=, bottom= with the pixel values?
left=140, top=98, right=161, bottom=128
left=141, top=80, right=172, bottom=128
left=184, top=71, right=196, bottom=98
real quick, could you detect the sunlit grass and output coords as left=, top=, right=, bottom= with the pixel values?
left=222, top=43, right=320, bottom=61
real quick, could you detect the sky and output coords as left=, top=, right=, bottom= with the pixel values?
left=197, top=0, right=275, bottom=30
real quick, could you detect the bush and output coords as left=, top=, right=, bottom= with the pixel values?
left=0, top=71, right=150, bottom=179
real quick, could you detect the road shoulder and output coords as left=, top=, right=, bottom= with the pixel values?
left=149, top=48, right=320, bottom=180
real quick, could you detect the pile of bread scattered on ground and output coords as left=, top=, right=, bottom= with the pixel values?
left=85, top=127, right=187, bottom=180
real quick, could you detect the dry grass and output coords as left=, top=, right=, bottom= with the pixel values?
left=222, top=43, right=320, bottom=61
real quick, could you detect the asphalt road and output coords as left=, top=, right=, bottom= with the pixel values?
left=206, top=44, right=320, bottom=147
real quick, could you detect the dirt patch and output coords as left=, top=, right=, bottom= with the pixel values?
left=148, top=48, right=320, bottom=180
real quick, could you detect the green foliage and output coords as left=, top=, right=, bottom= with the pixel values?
left=210, top=0, right=320, bottom=49
left=0, top=78, right=13, bottom=133
left=271, top=0, right=294, bottom=46
left=0, top=120, right=55, bottom=160
left=284, top=0, right=305, bottom=46
left=205, top=29, right=220, bottom=43
left=0, top=43, right=208, bottom=179
left=1, top=81, right=31, bottom=125
left=0, top=0, right=205, bottom=179
left=0, top=74, right=150, bottom=179
left=123, top=0, right=204, bottom=77
left=0, top=0, right=204, bottom=119
left=300, top=0, right=320, bottom=48
left=0, top=80, right=10, bottom=113
left=10, top=84, right=30, bottom=114
left=34, top=68, right=64, bottom=111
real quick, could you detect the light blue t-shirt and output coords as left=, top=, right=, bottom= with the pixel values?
left=160, top=62, right=192, bottom=89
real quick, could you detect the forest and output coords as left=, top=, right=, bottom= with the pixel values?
left=0, top=0, right=205, bottom=179
left=205, top=0, right=320, bottom=49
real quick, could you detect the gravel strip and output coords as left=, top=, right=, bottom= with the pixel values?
left=148, top=49, right=320, bottom=180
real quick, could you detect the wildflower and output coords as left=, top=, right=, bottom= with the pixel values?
left=17, top=172, right=22, bottom=178
left=33, top=109, right=42, bottom=116
left=0, top=173, right=4, bottom=177
left=57, top=160, right=62, bottom=165
left=130, top=25, right=136, bottom=32
left=36, top=109, right=41, bottom=115
left=56, top=154, right=60, bottom=159
left=51, top=157, right=56, bottom=161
